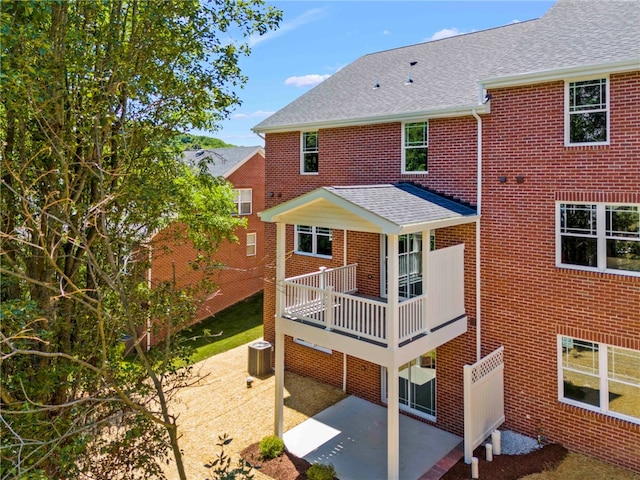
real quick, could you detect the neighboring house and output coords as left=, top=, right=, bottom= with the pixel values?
left=253, top=1, right=639, bottom=477
left=149, top=146, right=265, bottom=343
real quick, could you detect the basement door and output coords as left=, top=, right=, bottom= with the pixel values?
left=383, top=351, right=437, bottom=420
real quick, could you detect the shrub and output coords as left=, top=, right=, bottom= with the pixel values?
left=306, top=463, right=336, bottom=480
left=258, top=435, right=284, bottom=460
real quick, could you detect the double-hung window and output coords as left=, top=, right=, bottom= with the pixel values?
left=566, top=78, right=609, bottom=145
left=233, top=189, right=252, bottom=215
left=559, top=336, right=640, bottom=424
left=246, top=232, right=256, bottom=256
left=557, top=202, right=640, bottom=276
left=301, top=131, right=319, bottom=174
left=295, top=225, right=332, bottom=258
left=403, top=121, right=428, bottom=173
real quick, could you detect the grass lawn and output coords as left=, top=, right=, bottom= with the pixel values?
left=180, top=291, right=263, bottom=363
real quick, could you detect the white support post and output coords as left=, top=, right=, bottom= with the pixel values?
left=324, top=286, right=335, bottom=331
left=274, top=330, right=285, bottom=438
left=422, top=229, right=430, bottom=332
left=387, top=364, right=400, bottom=480
left=275, top=223, right=286, bottom=317
left=387, top=234, right=399, bottom=349
left=274, top=222, right=286, bottom=438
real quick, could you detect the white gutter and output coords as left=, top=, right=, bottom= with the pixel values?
left=481, top=58, right=639, bottom=89
left=472, top=109, right=482, bottom=362
left=253, top=103, right=490, bottom=135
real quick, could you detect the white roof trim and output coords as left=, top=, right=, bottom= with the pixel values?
left=481, top=59, right=640, bottom=89
left=253, top=104, right=489, bottom=134
left=259, top=187, right=478, bottom=235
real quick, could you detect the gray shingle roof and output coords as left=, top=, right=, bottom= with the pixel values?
left=326, top=184, right=476, bottom=227
left=487, top=0, right=640, bottom=79
left=254, top=0, right=640, bottom=132
left=182, top=146, right=263, bottom=178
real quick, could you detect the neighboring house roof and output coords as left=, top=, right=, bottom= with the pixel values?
left=183, top=146, right=264, bottom=179
left=253, top=0, right=640, bottom=133
left=259, top=183, right=477, bottom=235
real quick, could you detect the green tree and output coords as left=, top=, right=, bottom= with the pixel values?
left=175, top=134, right=236, bottom=151
left=0, top=1, right=280, bottom=479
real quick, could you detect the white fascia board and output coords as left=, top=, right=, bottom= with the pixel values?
left=253, top=104, right=490, bottom=135
left=481, top=58, right=640, bottom=89
left=222, top=147, right=265, bottom=179
left=262, top=190, right=400, bottom=233
left=397, top=214, right=479, bottom=235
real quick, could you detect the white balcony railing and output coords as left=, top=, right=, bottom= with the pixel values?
left=281, top=244, right=466, bottom=348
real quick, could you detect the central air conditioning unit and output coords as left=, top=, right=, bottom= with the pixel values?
left=248, top=341, right=272, bottom=376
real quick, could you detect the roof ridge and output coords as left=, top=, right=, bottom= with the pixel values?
left=361, top=18, right=540, bottom=58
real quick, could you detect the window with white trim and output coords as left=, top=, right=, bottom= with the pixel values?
left=246, top=232, right=256, bottom=256
left=403, top=121, right=428, bottom=173
left=295, top=225, right=332, bottom=258
left=559, top=336, right=640, bottom=424
left=233, top=189, right=252, bottom=215
left=557, top=202, right=640, bottom=276
left=566, top=78, right=609, bottom=145
left=301, top=131, right=318, bottom=174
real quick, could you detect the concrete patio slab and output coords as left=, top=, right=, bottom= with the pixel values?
left=284, top=395, right=461, bottom=480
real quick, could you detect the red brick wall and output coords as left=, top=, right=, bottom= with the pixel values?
left=150, top=152, right=265, bottom=340
left=263, top=71, right=640, bottom=472
left=481, top=72, right=640, bottom=471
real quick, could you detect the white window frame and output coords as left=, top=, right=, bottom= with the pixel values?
left=233, top=188, right=252, bottom=215
left=556, top=202, right=640, bottom=277
left=558, top=336, right=640, bottom=425
left=564, top=77, right=610, bottom=146
left=300, top=131, right=319, bottom=175
left=294, top=225, right=332, bottom=258
left=402, top=121, right=429, bottom=174
left=246, top=232, right=256, bottom=256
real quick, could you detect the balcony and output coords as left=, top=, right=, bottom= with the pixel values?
left=279, top=244, right=467, bottom=352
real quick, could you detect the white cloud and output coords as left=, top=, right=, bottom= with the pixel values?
left=248, top=7, right=329, bottom=47
left=232, top=110, right=274, bottom=119
left=284, top=74, right=331, bottom=88
left=383, top=29, right=391, bottom=36
left=427, top=27, right=463, bottom=41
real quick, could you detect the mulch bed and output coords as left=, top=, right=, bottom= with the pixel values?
left=441, top=443, right=568, bottom=480
left=241, top=442, right=568, bottom=480
left=242, top=443, right=312, bottom=480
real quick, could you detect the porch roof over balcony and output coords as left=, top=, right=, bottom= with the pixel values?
left=259, top=183, right=477, bottom=235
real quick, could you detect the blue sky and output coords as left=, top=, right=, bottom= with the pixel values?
left=200, top=1, right=555, bottom=146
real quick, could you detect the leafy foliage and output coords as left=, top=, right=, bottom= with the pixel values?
left=306, top=463, right=337, bottom=480
left=0, top=1, right=280, bottom=479
left=258, top=435, right=285, bottom=460
left=204, top=434, right=257, bottom=480
left=175, top=134, right=235, bottom=151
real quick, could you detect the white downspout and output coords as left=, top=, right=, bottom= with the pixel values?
left=472, top=109, right=482, bottom=362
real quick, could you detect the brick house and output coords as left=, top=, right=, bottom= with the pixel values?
left=254, top=1, right=639, bottom=477
left=149, top=147, right=265, bottom=342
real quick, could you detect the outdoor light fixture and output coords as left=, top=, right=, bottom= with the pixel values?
left=499, top=176, right=507, bottom=183
left=516, top=175, right=525, bottom=184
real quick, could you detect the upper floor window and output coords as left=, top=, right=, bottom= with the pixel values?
left=403, top=121, right=428, bottom=173
left=246, top=232, right=256, bottom=256
left=301, top=131, right=319, bottom=174
left=557, top=202, right=640, bottom=276
left=295, top=225, right=332, bottom=258
left=233, top=189, right=252, bottom=215
left=559, top=336, right=640, bottom=424
left=566, top=78, right=609, bottom=145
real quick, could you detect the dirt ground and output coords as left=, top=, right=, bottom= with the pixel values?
left=166, top=342, right=640, bottom=480
left=163, top=342, right=347, bottom=480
